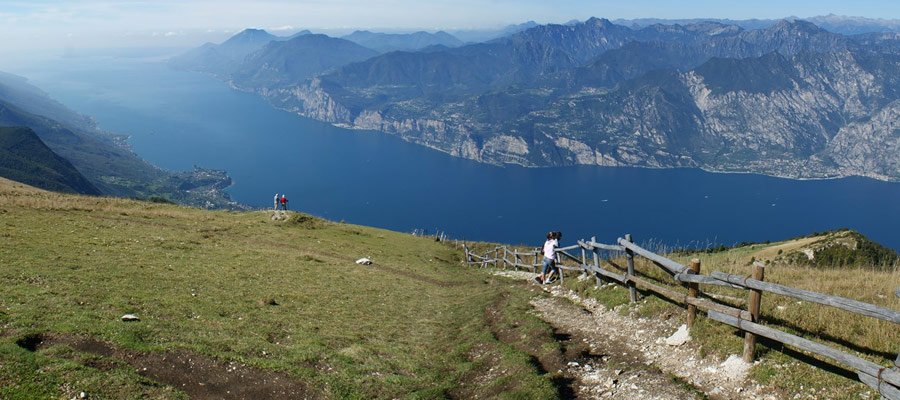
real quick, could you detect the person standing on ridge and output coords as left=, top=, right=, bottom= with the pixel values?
left=274, top=193, right=279, bottom=211
left=280, top=194, right=288, bottom=211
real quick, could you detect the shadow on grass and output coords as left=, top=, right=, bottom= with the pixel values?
left=757, top=337, right=860, bottom=382
left=759, top=314, right=897, bottom=361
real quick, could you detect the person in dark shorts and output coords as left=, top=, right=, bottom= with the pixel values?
left=543, top=232, right=562, bottom=284
left=535, top=231, right=559, bottom=284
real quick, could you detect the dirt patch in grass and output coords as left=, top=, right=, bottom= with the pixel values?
left=20, top=333, right=318, bottom=400
left=484, top=290, right=577, bottom=398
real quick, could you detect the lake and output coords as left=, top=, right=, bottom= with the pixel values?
left=16, top=57, right=900, bottom=251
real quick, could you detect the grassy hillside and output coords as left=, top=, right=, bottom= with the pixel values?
left=550, top=232, right=899, bottom=400
left=0, top=126, right=100, bottom=195
left=0, top=177, right=565, bottom=399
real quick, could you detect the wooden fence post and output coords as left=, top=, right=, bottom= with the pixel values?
left=463, top=244, right=471, bottom=267
left=743, top=262, right=766, bottom=363
left=624, top=234, right=638, bottom=303
left=556, top=253, right=564, bottom=284
left=581, top=246, right=587, bottom=267
left=592, top=236, right=603, bottom=287
left=686, top=258, right=701, bottom=328
left=533, top=250, right=538, bottom=273
left=513, top=250, right=520, bottom=271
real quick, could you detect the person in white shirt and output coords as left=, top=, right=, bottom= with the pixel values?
left=536, top=231, right=559, bottom=284
left=273, top=193, right=279, bottom=211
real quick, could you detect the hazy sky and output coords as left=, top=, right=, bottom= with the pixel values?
left=3, top=0, right=900, bottom=55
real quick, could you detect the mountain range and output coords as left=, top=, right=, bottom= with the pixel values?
left=169, top=28, right=466, bottom=81
left=173, top=17, right=900, bottom=182
left=0, top=71, right=241, bottom=207
left=615, top=14, right=900, bottom=35
left=341, top=30, right=463, bottom=52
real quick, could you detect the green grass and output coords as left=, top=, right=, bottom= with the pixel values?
left=549, top=236, right=899, bottom=400
left=0, top=178, right=559, bottom=399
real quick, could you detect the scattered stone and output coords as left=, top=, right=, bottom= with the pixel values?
left=614, top=369, right=623, bottom=375
left=355, top=258, right=373, bottom=265
left=664, top=324, right=691, bottom=346
left=567, top=361, right=580, bottom=367
left=69, top=392, right=88, bottom=400
left=719, top=354, right=751, bottom=381
left=271, top=211, right=289, bottom=221
left=121, top=314, right=140, bottom=322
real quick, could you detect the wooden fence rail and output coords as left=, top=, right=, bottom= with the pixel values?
left=711, top=268, right=900, bottom=324
left=462, top=235, right=900, bottom=399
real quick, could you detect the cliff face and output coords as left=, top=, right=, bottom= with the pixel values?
left=180, top=18, right=900, bottom=181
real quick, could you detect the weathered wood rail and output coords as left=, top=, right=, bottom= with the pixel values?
left=463, top=235, right=900, bottom=399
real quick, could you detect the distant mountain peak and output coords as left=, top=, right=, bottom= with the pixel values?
left=585, top=17, right=614, bottom=28
left=221, top=28, right=278, bottom=47
left=770, top=18, right=826, bottom=33
left=236, top=28, right=272, bottom=36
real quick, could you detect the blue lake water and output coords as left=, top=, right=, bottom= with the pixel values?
left=16, top=57, right=900, bottom=250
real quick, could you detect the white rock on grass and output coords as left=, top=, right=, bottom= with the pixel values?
left=664, top=324, right=691, bottom=346
left=355, top=258, right=373, bottom=265
left=121, top=314, right=140, bottom=322
left=719, top=354, right=751, bottom=381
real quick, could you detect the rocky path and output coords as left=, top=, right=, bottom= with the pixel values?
left=495, top=270, right=779, bottom=400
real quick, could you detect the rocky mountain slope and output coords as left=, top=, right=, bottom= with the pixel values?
left=267, top=20, right=900, bottom=181
left=175, top=18, right=900, bottom=181
left=232, top=34, right=378, bottom=88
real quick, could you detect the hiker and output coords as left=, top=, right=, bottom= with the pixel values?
left=280, top=194, right=288, bottom=210
left=535, top=231, right=559, bottom=285
left=544, top=231, right=562, bottom=283
left=273, top=193, right=279, bottom=211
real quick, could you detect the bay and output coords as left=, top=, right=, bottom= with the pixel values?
left=17, top=57, right=900, bottom=251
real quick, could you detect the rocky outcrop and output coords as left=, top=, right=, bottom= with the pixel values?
left=826, top=101, right=900, bottom=180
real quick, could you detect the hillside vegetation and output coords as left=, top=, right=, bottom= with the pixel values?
left=543, top=232, right=900, bottom=399
left=0, top=178, right=565, bottom=399
left=0, top=126, right=100, bottom=195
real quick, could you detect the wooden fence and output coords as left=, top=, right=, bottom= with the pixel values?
left=463, top=235, right=900, bottom=399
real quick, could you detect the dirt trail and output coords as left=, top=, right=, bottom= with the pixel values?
left=495, top=270, right=780, bottom=400
left=19, top=333, right=317, bottom=400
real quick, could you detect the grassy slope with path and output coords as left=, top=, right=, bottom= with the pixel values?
left=546, top=233, right=900, bottom=400
left=0, top=177, right=565, bottom=399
